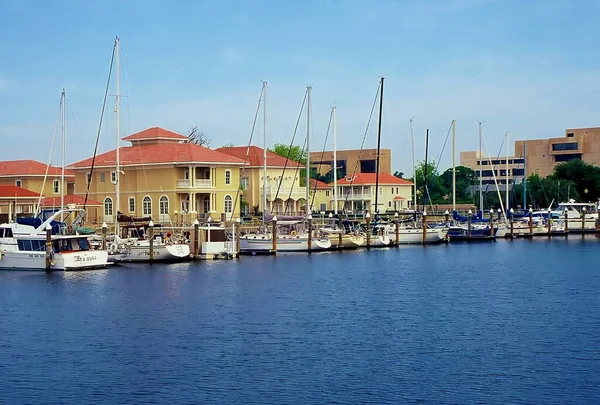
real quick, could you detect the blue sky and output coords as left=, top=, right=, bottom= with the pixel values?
left=1, top=0, right=600, bottom=175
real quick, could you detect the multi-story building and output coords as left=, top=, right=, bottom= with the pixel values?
left=333, top=173, right=413, bottom=214
left=515, top=127, right=600, bottom=177
left=310, top=148, right=392, bottom=178
left=0, top=185, right=41, bottom=221
left=459, top=151, right=525, bottom=193
left=215, top=145, right=308, bottom=215
left=0, top=159, right=74, bottom=199
left=69, top=127, right=245, bottom=225
left=309, top=179, right=333, bottom=213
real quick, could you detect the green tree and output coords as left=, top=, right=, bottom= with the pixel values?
left=269, top=143, right=309, bottom=186
left=440, top=166, right=477, bottom=203
left=414, top=160, right=448, bottom=204
left=552, top=160, right=600, bottom=202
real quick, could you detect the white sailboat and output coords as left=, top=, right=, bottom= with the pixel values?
left=106, top=37, right=190, bottom=263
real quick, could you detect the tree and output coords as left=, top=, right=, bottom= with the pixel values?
left=393, top=171, right=404, bottom=179
left=221, top=142, right=235, bottom=148
left=552, top=160, right=600, bottom=202
left=187, top=126, right=210, bottom=147
left=414, top=160, right=448, bottom=205
left=269, top=143, right=306, bottom=164
left=440, top=166, right=477, bottom=203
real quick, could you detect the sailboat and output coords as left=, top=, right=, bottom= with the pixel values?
left=0, top=90, right=109, bottom=271
left=103, top=37, right=190, bottom=262
left=239, top=84, right=331, bottom=253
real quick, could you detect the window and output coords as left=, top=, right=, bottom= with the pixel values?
left=325, top=190, right=330, bottom=197
left=184, top=168, right=190, bottom=180
left=240, top=177, right=249, bottom=190
left=100, top=172, right=106, bottom=183
left=388, top=201, right=392, bottom=207
left=360, top=159, right=376, bottom=173
left=143, top=196, right=152, bottom=216
left=224, top=195, right=232, bottom=213
left=320, top=203, right=326, bottom=211
left=128, top=197, right=135, bottom=213
left=513, top=158, right=524, bottom=164
left=111, top=171, right=117, bottom=184
left=379, top=187, right=382, bottom=195
left=512, top=169, right=525, bottom=176
left=554, top=153, right=582, bottom=162
left=53, top=180, right=60, bottom=194
left=552, top=142, right=578, bottom=151
left=104, top=197, right=113, bottom=216
left=225, top=170, right=231, bottom=185
left=159, top=196, right=169, bottom=215
left=86, top=173, right=92, bottom=184
left=15, top=179, right=22, bottom=188
left=567, top=132, right=574, bottom=138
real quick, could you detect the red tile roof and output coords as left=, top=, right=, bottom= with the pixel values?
left=70, top=142, right=245, bottom=168
left=0, top=185, right=41, bottom=198
left=335, top=173, right=414, bottom=186
left=215, top=146, right=305, bottom=168
left=41, top=195, right=103, bottom=207
left=122, top=127, right=189, bottom=142
left=0, top=160, right=75, bottom=177
left=310, top=179, right=331, bottom=189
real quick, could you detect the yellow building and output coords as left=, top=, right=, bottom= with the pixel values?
left=309, top=179, right=334, bottom=212
left=69, top=127, right=245, bottom=225
left=0, top=159, right=74, bottom=203
left=334, top=173, right=414, bottom=214
left=215, top=145, right=308, bottom=215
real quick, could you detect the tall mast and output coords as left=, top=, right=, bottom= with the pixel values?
left=115, top=36, right=121, bottom=237
left=478, top=121, right=483, bottom=212
left=61, top=89, right=66, bottom=220
left=374, top=77, right=384, bottom=218
left=423, top=128, right=429, bottom=214
left=262, top=81, right=267, bottom=222
left=410, top=118, right=416, bottom=210
left=505, top=130, right=510, bottom=210
left=451, top=119, right=456, bottom=212
left=305, top=86, right=312, bottom=216
left=332, top=106, right=338, bottom=214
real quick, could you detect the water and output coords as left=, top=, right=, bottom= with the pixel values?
left=1, top=238, right=600, bottom=404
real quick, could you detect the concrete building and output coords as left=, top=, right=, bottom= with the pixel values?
left=515, top=127, right=600, bottom=177
left=215, top=145, right=308, bottom=215
left=69, top=127, right=245, bottom=225
left=460, top=151, right=525, bottom=193
left=310, top=148, right=392, bottom=178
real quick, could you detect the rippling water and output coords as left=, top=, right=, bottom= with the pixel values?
left=1, top=238, right=600, bottom=404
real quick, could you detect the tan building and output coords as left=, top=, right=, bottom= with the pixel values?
left=459, top=151, right=525, bottom=193
left=309, top=179, right=334, bottom=213
left=310, top=148, right=392, bottom=178
left=0, top=159, right=74, bottom=200
left=333, top=173, right=413, bottom=214
left=215, top=145, right=308, bottom=215
left=515, top=127, right=600, bottom=177
left=69, top=127, right=245, bottom=225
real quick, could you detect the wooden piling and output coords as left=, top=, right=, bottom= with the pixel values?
left=45, top=225, right=52, bottom=272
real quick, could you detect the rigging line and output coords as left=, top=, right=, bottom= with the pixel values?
left=274, top=89, right=307, bottom=203
left=343, top=81, right=381, bottom=207
left=308, top=110, right=334, bottom=213
left=83, top=40, right=116, bottom=213
left=287, top=136, right=307, bottom=214
left=37, top=93, right=63, bottom=214
left=231, top=85, right=264, bottom=219
left=433, top=121, right=453, bottom=175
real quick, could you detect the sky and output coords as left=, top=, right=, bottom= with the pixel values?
left=1, top=0, right=600, bottom=175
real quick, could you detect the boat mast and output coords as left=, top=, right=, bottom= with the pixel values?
left=333, top=106, right=338, bottom=215
left=115, top=36, right=121, bottom=238
left=305, top=86, right=312, bottom=216
left=505, top=130, right=510, bottom=210
left=262, top=81, right=267, bottom=222
left=374, top=77, right=384, bottom=218
left=410, top=117, right=416, bottom=210
left=478, top=121, right=483, bottom=212
left=452, top=119, right=456, bottom=212
left=61, top=89, right=66, bottom=221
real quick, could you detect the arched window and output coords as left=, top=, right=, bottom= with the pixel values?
left=224, top=195, right=232, bottom=213
left=104, top=197, right=113, bottom=216
left=159, top=195, right=169, bottom=215
left=143, top=196, right=152, bottom=216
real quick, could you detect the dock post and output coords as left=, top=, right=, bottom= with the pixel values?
left=510, top=208, right=514, bottom=239
left=422, top=210, right=427, bottom=245
left=444, top=210, right=450, bottom=242
left=101, top=222, right=107, bottom=251
left=582, top=207, right=586, bottom=237
left=272, top=216, right=278, bottom=253
left=338, top=214, right=343, bottom=249
left=394, top=212, right=399, bottom=246
left=148, top=220, right=154, bottom=262
left=467, top=209, right=472, bottom=239
left=547, top=209, right=552, bottom=237
left=366, top=212, right=371, bottom=249
left=45, top=224, right=52, bottom=272
left=564, top=212, right=569, bottom=236
left=235, top=218, right=241, bottom=257
left=193, top=219, right=199, bottom=257
left=528, top=208, right=533, bottom=236
left=489, top=209, right=494, bottom=238
left=307, top=214, right=312, bottom=252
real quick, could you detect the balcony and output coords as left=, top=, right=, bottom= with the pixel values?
left=342, top=192, right=372, bottom=200
left=262, top=186, right=307, bottom=201
left=177, top=179, right=213, bottom=189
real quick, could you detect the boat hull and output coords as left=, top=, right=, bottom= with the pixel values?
left=111, top=243, right=191, bottom=263
left=240, top=235, right=332, bottom=252
left=328, top=234, right=365, bottom=249
left=387, top=227, right=448, bottom=244
left=0, top=249, right=109, bottom=271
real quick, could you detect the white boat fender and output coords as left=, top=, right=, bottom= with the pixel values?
left=108, top=243, right=119, bottom=255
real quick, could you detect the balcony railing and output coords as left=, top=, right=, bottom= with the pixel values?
left=177, top=179, right=213, bottom=188
left=262, top=187, right=307, bottom=200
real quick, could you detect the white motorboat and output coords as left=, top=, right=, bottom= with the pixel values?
left=239, top=232, right=332, bottom=253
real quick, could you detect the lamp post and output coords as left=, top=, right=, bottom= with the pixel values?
left=444, top=209, right=450, bottom=226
